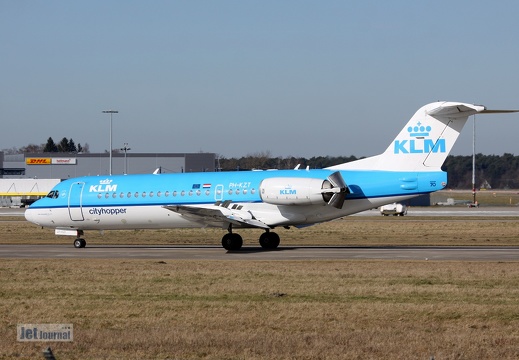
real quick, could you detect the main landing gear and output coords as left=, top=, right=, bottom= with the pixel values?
left=221, top=232, right=243, bottom=251
left=259, top=231, right=280, bottom=249
left=221, top=225, right=280, bottom=251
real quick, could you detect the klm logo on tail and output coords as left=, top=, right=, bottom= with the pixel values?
left=393, top=122, right=446, bottom=154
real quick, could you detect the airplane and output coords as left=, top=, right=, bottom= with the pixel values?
left=25, top=101, right=518, bottom=251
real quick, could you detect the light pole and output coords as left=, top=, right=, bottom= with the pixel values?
left=102, top=110, right=118, bottom=175
left=120, top=143, right=131, bottom=174
left=472, top=115, right=477, bottom=206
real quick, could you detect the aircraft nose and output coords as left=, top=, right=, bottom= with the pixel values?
left=24, top=207, right=52, bottom=226
left=24, top=207, right=39, bottom=225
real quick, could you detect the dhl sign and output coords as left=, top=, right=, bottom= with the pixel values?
left=26, top=158, right=52, bottom=165
left=26, top=158, right=77, bottom=165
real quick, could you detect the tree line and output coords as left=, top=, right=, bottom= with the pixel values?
left=2, top=137, right=89, bottom=155
left=217, top=151, right=359, bottom=172
left=218, top=152, right=519, bottom=189
left=442, top=153, right=519, bottom=189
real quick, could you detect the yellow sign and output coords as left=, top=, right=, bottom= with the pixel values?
left=26, top=158, right=52, bottom=165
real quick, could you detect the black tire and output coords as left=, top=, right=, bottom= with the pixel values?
left=221, top=233, right=243, bottom=251
left=259, top=232, right=280, bottom=249
left=74, top=239, right=82, bottom=248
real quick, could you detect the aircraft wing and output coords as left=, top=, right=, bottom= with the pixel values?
left=163, top=204, right=271, bottom=229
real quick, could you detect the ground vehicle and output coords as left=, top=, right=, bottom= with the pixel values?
left=380, top=203, right=407, bottom=216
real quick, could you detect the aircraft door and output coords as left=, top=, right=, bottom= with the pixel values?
left=68, top=182, right=85, bottom=221
left=214, top=184, right=224, bottom=202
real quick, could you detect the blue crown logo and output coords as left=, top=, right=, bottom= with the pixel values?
left=407, top=122, right=431, bottom=137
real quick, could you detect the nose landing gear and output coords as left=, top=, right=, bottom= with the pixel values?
left=73, top=238, right=86, bottom=248
left=73, top=230, right=86, bottom=248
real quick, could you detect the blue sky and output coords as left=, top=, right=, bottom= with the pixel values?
left=2, top=1, right=519, bottom=158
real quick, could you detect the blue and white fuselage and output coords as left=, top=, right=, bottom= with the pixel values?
left=25, top=101, right=517, bottom=250
left=25, top=168, right=446, bottom=230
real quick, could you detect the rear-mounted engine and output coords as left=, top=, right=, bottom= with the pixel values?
left=259, top=172, right=349, bottom=209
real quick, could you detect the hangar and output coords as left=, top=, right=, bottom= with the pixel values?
left=0, top=151, right=216, bottom=206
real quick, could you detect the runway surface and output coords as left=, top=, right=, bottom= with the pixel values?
left=1, top=244, right=519, bottom=261
left=1, top=206, right=518, bottom=261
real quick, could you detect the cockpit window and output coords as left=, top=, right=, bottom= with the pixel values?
left=46, top=190, right=59, bottom=199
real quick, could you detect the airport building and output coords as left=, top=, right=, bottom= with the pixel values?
left=0, top=151, right=216, bottom=206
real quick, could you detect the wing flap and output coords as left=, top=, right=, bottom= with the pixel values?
left=163, top=204, right=270, bottom=229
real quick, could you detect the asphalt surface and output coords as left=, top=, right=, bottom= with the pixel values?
left=1, top=206, right=518, bottom=261
left=1, top=244, right=519, bottom=261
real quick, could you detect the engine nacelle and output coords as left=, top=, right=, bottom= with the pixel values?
left=260, top=177, right=330, bottom=206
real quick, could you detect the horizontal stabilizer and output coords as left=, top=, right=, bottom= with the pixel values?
left=426, top=103, right=485, bottom=118
left=480, top=109, right=519, bottom=114
left=427, top=103, right=519, bottom=118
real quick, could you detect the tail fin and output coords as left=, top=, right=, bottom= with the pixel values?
left=329, top=101, right=518, bottom=172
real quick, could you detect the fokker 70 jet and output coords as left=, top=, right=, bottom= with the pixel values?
left=25, top=101, right=517, bottom=250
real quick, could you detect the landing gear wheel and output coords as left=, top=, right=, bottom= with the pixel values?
left=74, top=239, right=86, bottom=248
left=259, top=232, right=280, bottom=249
left=221, top=233, right=243, bottom=251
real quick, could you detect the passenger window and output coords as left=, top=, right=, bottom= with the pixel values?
left=205, top=190, right=210, bottom=196
left=150, top=191, right=154, bottom=197
left=181, top=191, right=185, bottom=196
left=142, top=192, right=147, bottom=198
left=134, top=192, right=139, bottom=198
left=97, top=193, right=102, bottom=199
left=165, top=191, right=170, bottom=197
left=127, top=192, right=132, bottom=198
left=120, top=192, right=124, bottom=198
left=112, top=193, right=117, bottom=198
